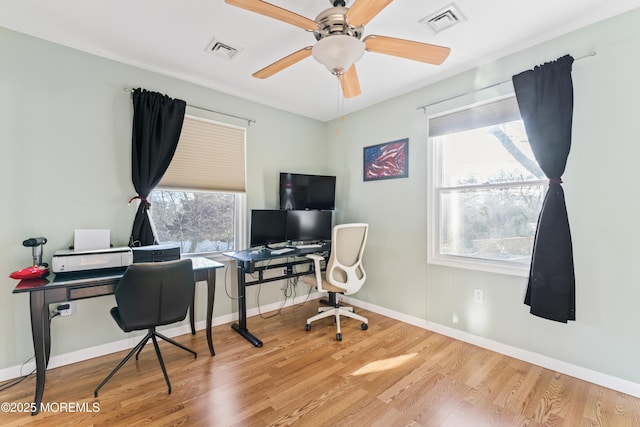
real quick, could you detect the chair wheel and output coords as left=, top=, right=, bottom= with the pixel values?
left=305, top=324, right=311, bottom=331
left=336, top=333, right=342, bottom=341
left=361, top=323, right=368, bottom=330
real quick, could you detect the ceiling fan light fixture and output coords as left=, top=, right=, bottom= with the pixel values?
left=312, top=35, right=365, bottom=76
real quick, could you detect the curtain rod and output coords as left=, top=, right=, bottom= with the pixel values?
left=416, top=51, right=596, bottom=113
left=123, top=87, right=256, bottom=126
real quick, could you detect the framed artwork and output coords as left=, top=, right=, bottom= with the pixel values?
left=363, top=138, right=409, bottom=181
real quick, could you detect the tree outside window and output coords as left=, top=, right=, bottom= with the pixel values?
left=430, top=109, right=545, bottom=273
left=149, top=190, right=236, bottom=254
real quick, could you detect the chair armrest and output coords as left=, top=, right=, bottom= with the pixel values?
left=306, top=253, right=324, bottom=273
left=306, top=253, right=324, bottom=261
left=305, top=253, right=325, bottom=290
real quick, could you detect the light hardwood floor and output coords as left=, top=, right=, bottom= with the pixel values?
left=1, top=301, right=639, bottom=426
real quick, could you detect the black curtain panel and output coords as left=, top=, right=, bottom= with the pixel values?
left=512, top=55, right=576, bottom=323
left=129, top=88, right=186, bottom=247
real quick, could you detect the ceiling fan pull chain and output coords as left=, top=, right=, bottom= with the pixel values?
left=341, top=85, right=345, bottom=122
left=336, top=77, right=341, bottom=117
left=336, top=77, right=343, bottom=134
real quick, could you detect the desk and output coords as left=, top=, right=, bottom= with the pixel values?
left=224, top=245, right=329, bottom=347
left=12, top=256, right=223, bottom=416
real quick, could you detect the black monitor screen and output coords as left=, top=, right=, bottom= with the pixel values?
left=279, top=173, right=336, bottom=210
left=250, top=210, right=287, bottom=248
left=286, top=210, right=332, bottom=243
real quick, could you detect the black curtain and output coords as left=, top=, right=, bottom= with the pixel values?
left=512, top=55, right=576, bottom=323
left=129, top=88, right=186, bottom=247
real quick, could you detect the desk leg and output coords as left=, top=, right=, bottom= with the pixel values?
left=189, top=299, right=196, bottom=336
left=205, top=268, right=216, bottom=356
left=231, top=264, right=263, bottom=347
left=44, top=305, right=52, bottom=367
left=29, top=291, right=48, bottom=416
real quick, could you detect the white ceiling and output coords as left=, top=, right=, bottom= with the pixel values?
left=2, top=0, right=639, bottom=121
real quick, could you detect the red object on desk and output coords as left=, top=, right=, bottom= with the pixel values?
left=14, top=277, right=50, bottom=290
left=9, top=265, right=50, bottom=280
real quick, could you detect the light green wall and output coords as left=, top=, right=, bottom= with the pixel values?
left=0, top=28, right=326, bottom=369
left=3, top=7, right=640, bottom=387
left=327, top=8, right=640, bottom=383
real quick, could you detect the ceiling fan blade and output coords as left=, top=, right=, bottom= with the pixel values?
left=347, top=0, right=393, bottom=27
left=339, top=64, right=361, bottom=98
left=225, top=0, right=317, bottom=31
left=252, top=47, right=313, bottom=79
left=364, top=35, right=450, bottom=65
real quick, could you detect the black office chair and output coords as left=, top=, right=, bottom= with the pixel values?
left=94, top=259, right=197, bottom=397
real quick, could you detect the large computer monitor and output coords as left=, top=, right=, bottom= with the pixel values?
left=286, top=210, right=332, bottom=243
left=279, top=172, right=336, bottom=210
left=250, top=209, right=287, bottom=248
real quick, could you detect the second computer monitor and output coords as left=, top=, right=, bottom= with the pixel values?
left=250, top=209, right=287, bottom=248
left=286, top=210, right=332, bottom=243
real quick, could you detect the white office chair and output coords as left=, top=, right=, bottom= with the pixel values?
left=303, top=223, right=369, bottom=341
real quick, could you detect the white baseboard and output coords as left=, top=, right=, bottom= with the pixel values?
left=0, top=293, right=322, bottom=383
left=3, top=292, right=639, bottom=399
left=342, top=295, right=640, bottom=398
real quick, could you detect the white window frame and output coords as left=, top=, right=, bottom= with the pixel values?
left=150, top=113, right=247, bottom=261
left=150, top=189, right=246, bottom=262
left=427, top=95, right=543, bottom=277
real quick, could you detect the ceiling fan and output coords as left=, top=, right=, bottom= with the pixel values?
left=225, top=0, right=451, bottom=98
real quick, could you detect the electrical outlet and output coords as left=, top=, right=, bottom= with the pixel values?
left=57, top=302, right=74, bottom=316
left=473, top=289, right=484, bottom=304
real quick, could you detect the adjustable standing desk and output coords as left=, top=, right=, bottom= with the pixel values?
left=12, top=256, right=223, bottom=415
left=224, top=244, right=329, bottom=347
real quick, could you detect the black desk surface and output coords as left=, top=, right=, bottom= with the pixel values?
left=223, top=243, right=330, bottom=262
left=13, top=256, right=223, bottom=293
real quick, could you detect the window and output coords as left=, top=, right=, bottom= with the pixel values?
left=150, top=190, right=240, bottom=254
left=427, top=96, right=545, bottom=275
left=149, top=115, right=246, bottom=255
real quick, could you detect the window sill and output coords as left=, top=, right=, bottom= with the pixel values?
left=182, top=252, right=234, bottom=264
left=427, top=254, right=529, bottom=277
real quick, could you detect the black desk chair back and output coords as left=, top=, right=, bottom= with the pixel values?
left=94, top=259, right=196, bottom=397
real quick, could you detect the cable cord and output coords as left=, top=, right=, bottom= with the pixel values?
left=255, top=263, right=317, bottom=319
left=226, top=255, right=318, bottom=318
left=0, top=308, right=66, bottom=391
left=255, top=257, right=293, bottom=318
left=0, top=356, right=36, bottom=391
left=223, top=261, right=241, bottom=301
left=256, top=280, right=289, bottom=319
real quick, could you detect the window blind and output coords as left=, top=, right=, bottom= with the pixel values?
left=428, top=96, right=521, bottom=137
left=159, top=115, right=246, bottom=192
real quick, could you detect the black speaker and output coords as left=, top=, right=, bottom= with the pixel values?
left=132, top=243, right=180, bottom=263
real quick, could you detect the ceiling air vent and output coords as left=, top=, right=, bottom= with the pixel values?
left=206, top=38, right=243, bottom=60
left=420, top=4, right=466, bottom=34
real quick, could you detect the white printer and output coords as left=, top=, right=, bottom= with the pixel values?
left=52, top=247, right=133, bottom=273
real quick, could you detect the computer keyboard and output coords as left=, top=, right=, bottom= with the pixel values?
left=294, top=244, right=323, bottom=249
left=270, top=248, right=294, bottom=255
